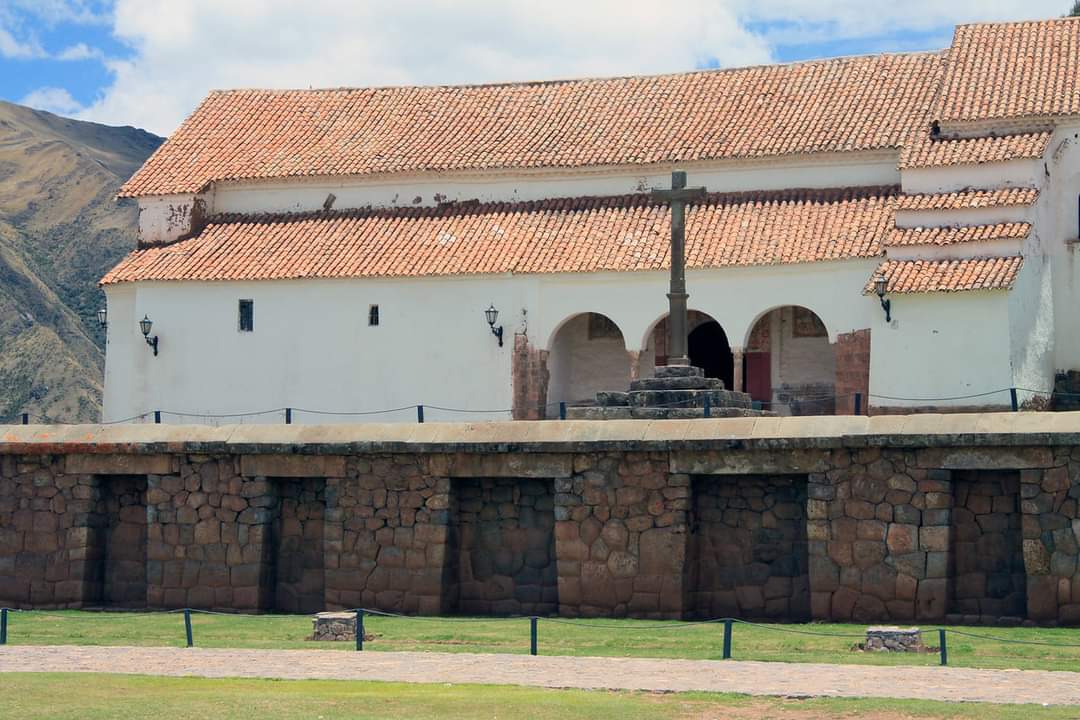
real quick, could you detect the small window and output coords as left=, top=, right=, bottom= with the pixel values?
left=368, top=304, right=379, bottom=326
left=238, top=299, right=254, bottom=332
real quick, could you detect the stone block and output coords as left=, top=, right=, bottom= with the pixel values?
left=66, top=454, right=175, bottom=475
left=916, top=578, right=947, bottom=620
left=886, top=524, right=917, bottom=554
left=919, top=526, right=949, bottom=553
left=240, top=455, right=346, bottom=478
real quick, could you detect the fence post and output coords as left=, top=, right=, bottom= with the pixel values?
left=1, top=608, right=7, bottom=645
left=530, top=616, right=538, bottom=656
left=154, top=410, right=162, bottom=424
left=559, top=401, right=566, bottom=421
left=853, top=393, right=862, bottom=416
left=722, top=619, right=732, bottom=659
left=938, top=628, right=947, bottom=666
left=416, top=405, right=424, bottom=424
left=1010, top=388, right=1019, bottom=412
left=285, top=407, right=292, bottom=424
left=703, top=394, right=711, bottom=418
left=356, top=609, right=364, bottom=651
left=21, top=413, right=28, bottom=425
left=184, top=608, right=193, bottom=647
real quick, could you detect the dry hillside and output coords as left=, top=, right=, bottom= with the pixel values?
left=0, top=100, right=161, bottom=423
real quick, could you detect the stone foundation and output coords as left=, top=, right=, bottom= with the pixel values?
left=2, top=416, right=1080, bottom=624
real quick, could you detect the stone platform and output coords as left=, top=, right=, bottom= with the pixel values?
left=566, top=365, right=774, bottom=420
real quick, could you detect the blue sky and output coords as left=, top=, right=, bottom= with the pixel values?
left=0, top=1, right=1072, bottom=136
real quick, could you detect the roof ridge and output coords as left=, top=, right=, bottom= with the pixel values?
left=953, top=15, right=1080, bottom=31
left=205, top=185, right=902, bottom=225
left=203, top=51, right=944, bottom=96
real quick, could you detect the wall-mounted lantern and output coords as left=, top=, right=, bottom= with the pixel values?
left=97, top=308, right=107, bottom=329
left=874, top=274, right=892, bottom=323
left=484, top=304, right=504, bottom=347
left=139, top=314, right=159, bottom=356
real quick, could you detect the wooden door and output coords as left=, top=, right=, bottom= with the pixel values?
left=745, top=351, right=771, bottom=403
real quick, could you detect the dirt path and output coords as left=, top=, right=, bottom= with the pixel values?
left=1, top=645, right=1077, bottom=706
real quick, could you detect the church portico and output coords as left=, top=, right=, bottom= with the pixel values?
left=546, top=313, right=632, bottom=408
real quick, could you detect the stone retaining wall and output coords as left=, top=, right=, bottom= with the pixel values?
left=1, top=416, right=1079, bottom=624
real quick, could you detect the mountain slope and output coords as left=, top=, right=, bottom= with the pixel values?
left=0, top=101, right=161, bottom=423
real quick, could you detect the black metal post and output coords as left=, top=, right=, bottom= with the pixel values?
left=154, top=410, right=161, bottom=424
left=703, top=394, right=711, bottom=418
left=416, top=405, right=424, bottom=423
left=530, top=616, right=538, bottom=656
left=285, top=408, right=292, bottom=424
left=559, top=402, right=566, bottom=420
left=854, top=393, right=862, bottom=416
left=1010, top=388, right=1019, bottom=412
left=21, top=413, right=28, bottom=425
left=356, top=609, right=364, bottom=651
left=1, top=608, right=7, bottom=645
left=938, top=628, right=947, bottom=666
left=184, top=608, right=193, bottom=647
left=722, top=619, right=732, bottom=659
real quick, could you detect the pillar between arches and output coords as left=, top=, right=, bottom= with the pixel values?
left=731, top=347, right=745, bottom=393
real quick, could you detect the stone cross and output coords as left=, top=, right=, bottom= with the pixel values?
left=652, top=170, right=706, bottom=366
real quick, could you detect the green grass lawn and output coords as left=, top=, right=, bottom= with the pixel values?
left=6, top=613, right=1080, bottom=673
left=5, top=610, right=1080, bottom=672
left=0, top=673, right=1075, bottom=720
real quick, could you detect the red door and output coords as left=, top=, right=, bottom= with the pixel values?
left=745, top=351, right=771, bottom=404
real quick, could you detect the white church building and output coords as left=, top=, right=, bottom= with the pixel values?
left=101, top=18, right=1080, bottom=423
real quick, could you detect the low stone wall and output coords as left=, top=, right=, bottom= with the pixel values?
left=1, top=414, right=1079, bottom=624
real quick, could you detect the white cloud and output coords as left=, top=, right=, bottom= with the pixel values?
left=56, top=42, right=105, bottom=61
left=0, top=23, right=43, bottom=58
left=77, top=0, right=1076, bottom=137
left=19, top=86, right=85, bottom=115
left=78, top=0, right=773, bottom=136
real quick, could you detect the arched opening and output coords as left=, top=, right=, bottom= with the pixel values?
left=639, top=311, right=733, bottom=390
left=547, top=312, right=631, bottom=406
left=744, top=306, right=835, bottom=415
left=688, top=321, right=734, bottom=389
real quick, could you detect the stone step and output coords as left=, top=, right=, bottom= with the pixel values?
left=564, top=405, right=772, bottom=420
left=594, top=391, right=630, bottom=407
left=627, top=389, right=752, bottom=409
left=654, top=365, right=704, bottom=379
left=630, top=376, right=726, bottom=391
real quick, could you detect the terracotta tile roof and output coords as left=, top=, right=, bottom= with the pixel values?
left=898, top=130, right=1051, bottom=169
left=938, top=18, right=1080, bottom=124
left=118, top=52, right=943, bottom=198
left=887, top=222, right=1030, bottom=247
left=866, top=257, right=1024, bottom=294
left=894, top=187, right=1038, bottom=211
left=101, top=186, right=899, bottom=284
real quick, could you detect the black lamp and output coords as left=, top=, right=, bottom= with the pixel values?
left=97, top=308, right=107, bottom=329
left=485, top=304, right=503, bottom=347
left=874, top=274, right=892, bottom=323
left=139, top=314, right=159, bottom=356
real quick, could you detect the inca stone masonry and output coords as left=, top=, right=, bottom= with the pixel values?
left=3, top=415, right=1080, bottom=625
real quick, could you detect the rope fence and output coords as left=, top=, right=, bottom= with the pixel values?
left=3, top=606, right=1080, bottom=667
left=9, top=384, right=1080, bottom=426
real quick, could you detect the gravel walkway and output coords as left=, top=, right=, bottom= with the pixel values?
left=1, top=645, right=1078, bottom=706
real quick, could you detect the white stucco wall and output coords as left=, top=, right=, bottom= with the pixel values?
left=207, top=153, right=899, bottom=216
left=137, top=194, right=201, bottom=246
left=103, top=258, right=885, bottom=423
left=1046, top=125, right=1080, bottom=372
left=869, top=290, right=1015, bottom=409
left=900, top=159, right=1040, bottom=194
